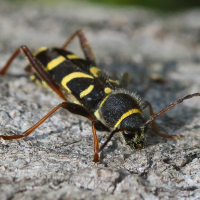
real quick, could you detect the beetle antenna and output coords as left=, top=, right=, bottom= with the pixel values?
left=143, top=93, right=200, bottom=127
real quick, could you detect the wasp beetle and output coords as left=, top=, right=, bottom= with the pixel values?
left=0, top=30, right=197, bottom=163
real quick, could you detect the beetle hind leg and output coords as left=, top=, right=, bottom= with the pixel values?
left=0, top=45, right=67, bottom=101
left=61, top=29, right=96, bottom=66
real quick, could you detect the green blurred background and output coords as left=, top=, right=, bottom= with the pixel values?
left=87, top=0, right=200, bottom=11
left=6, top=0, right=200, bottom=11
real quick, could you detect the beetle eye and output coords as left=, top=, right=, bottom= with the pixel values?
left=123, top=130, right=135, bottom=139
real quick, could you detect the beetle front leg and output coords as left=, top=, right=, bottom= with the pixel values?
left=145, top=101, right=183, bottom=139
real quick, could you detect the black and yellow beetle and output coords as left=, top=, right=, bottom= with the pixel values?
left=0, top=30, right=198, bottom=163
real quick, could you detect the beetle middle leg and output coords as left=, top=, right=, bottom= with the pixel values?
left=0, top=101, right=107, bottom=163
left=119, top=72, right=129, bottom=88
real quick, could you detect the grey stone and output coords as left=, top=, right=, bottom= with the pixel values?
left=0, top=0, right=200, bottom=199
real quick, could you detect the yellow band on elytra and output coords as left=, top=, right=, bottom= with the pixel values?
left=34, top=47, right=47, bottom=56
left=67, top=54, right=80, bottom=59
left=90, top=67, right=100, bottom=77
left=61, top=72, right=93, bottom=92
left=46, top=56, right=66, bottom=71
left=80, top=85, right=94, bottom=98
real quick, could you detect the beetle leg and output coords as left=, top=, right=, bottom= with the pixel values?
left=119, top=72, right=129, bottom=88
left=0, top=45, right=67, bottom=101
left=0, top=102, right=94, bottom=140
left=145, top=101, right=183, bottom=139
left=61, top=29, right=96, bottom=65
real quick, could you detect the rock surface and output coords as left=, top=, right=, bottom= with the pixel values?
left=0, top=1, right=200, bottom=199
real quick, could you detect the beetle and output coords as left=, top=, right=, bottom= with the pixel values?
left=0, top=30, right=197, bottom=163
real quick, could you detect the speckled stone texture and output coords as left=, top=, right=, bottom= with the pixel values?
left=0, top=1, right=200, bottom=199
